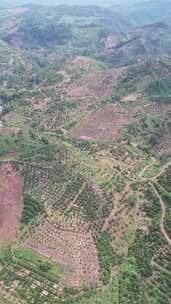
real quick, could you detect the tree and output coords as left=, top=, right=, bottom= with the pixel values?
left=39, top=261, right=51, bottom=272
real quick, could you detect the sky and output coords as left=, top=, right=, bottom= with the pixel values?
left=0, top=0, right=147, bottom=8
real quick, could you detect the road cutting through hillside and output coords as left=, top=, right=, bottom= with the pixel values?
left=138, top=158, right=156, bottom=178
left=152, top=185, right=171, bottom=246
left=152, top=160, right=171, bottom=180
left=103, top=160, right=171, bottom=239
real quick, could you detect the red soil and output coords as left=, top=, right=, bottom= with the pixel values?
left=68, top=86, right=91, bottom=99
left=0, top=163, right=22, bottom=243
left=33, top=97, right=52, bottom=111
left=68, top=56, right=99, bottom=72
left=1, top=127, right=21, bottom=135
left=123, top=92, right=140, bottom=102
left=67, top=68, right=124, bottom=102
left=25, top=217, right=100, bottom=287
left=71, top=105, right=136, bottom=141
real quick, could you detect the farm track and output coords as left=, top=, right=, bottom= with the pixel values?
left=152, top=185, right=171, bottom=246
left=102, top=183, right=131, bottom=231
left=103, top=160, right=171, bottom=237
left=142, top=160, right=171, bottom=247
left=138, top=158, right=156, bottom=178
left=65, top=182, right=87, bottom=212
left=152, top=160, right=171, bottom=180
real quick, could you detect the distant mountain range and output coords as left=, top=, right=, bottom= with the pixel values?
left=127, top=0, right=171, bottom=25
left=0, top=0, right=114, bottom=8
left=0, top=0, right=149, bottom=8
left=1, top=0, right=171, bottom=27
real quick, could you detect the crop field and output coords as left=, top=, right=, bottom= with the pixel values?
left=0, top=2, right=171, bottom=304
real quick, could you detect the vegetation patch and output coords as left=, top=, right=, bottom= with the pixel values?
left=21, top=194, right=44, bottom=225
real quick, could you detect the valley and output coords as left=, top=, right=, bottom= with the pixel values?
left=0, top=1, right=171, bottom=304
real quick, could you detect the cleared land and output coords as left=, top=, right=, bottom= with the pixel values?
left=0, top=163, right=22, bottom=244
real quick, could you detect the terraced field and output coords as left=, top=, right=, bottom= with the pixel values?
left=0, top=2, right=171, bottom=304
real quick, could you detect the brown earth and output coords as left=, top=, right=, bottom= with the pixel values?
left=3, top=111, right=16, bottom=124
left=71, top=105, right=137, bottom=141
left=1, top=127, right=21, bottom=135
left=123, top=92, right=140, bottom=102
left=30, top=58, right=126, bottom=131
left=68, top=56, right=101, bottom=73
left=25, top=216, right=100, bottom=287
left=0, top=163, right=22, bottom=244
left=67, top=67, right=124, bottom=102
left=33, top=97, right=52, bottom=111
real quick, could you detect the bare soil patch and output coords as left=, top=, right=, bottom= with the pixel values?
left=0, top=163, right=22, bottom=244
left=67, top=68, right=124, bottom=102
left=25, top=217, right=100, bottom=287
left=123, top=92, right=140, bottom=102
left=1, top=127, right=21, bottom=135
left=71, top=105, right=136, bottom=141
left=33, top=97, right=52, bottom=111
left=68, top=56, right=100, bottom=73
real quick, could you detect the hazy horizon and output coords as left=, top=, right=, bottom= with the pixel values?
left=0, top=0, right=150, bottom=8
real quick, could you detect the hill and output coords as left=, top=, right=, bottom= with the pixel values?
left=102, top=22, right=171, bottom=66
left=0, top=2, right=171, bottom=304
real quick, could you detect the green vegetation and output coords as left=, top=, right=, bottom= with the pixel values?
left=21, top=194, right=44, bottom=225
left=129, top=185, right=163, bottom=277
left=96, top=232, right=120, bottom=285
left=72, top=278, right=119, bottom=304
left=126, top=193, right=137, bottom=209
left=119, top=258, right=142, bottom=304
left=154, top=181, right=171, bottom=237
left=0, top=133, right=18, bottom=156
left=0, top=2, right=171, bottom=304
left=4, top=19, right=72, bottom=48
left=15, top=247, right=62, bottom=278
left=146, top=76, right=171, bottom=103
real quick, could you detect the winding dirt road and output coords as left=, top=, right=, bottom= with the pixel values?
left=152, top=160, right=171, bottom=180
left=152, top=185, right=171, bottom=246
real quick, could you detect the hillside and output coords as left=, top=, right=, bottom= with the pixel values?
left=127, top=0, right=171, bottom=25
left=0, top=2, right=171, bottom=304
left=103, top=22, right=171, bottom=66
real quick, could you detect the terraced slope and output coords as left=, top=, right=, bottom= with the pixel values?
left=0, top=3, right=171, bottom=304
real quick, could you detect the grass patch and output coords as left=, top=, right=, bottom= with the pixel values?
left=21, top=194, right=44, bottom=225
left=73, top=278, right=119, bottom=304
left=96, top=232, right=120, bottom=285
left=15, top=247, right=63, bottom=278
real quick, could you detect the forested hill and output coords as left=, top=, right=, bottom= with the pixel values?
left=0, top=1, right=171, bottom=304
